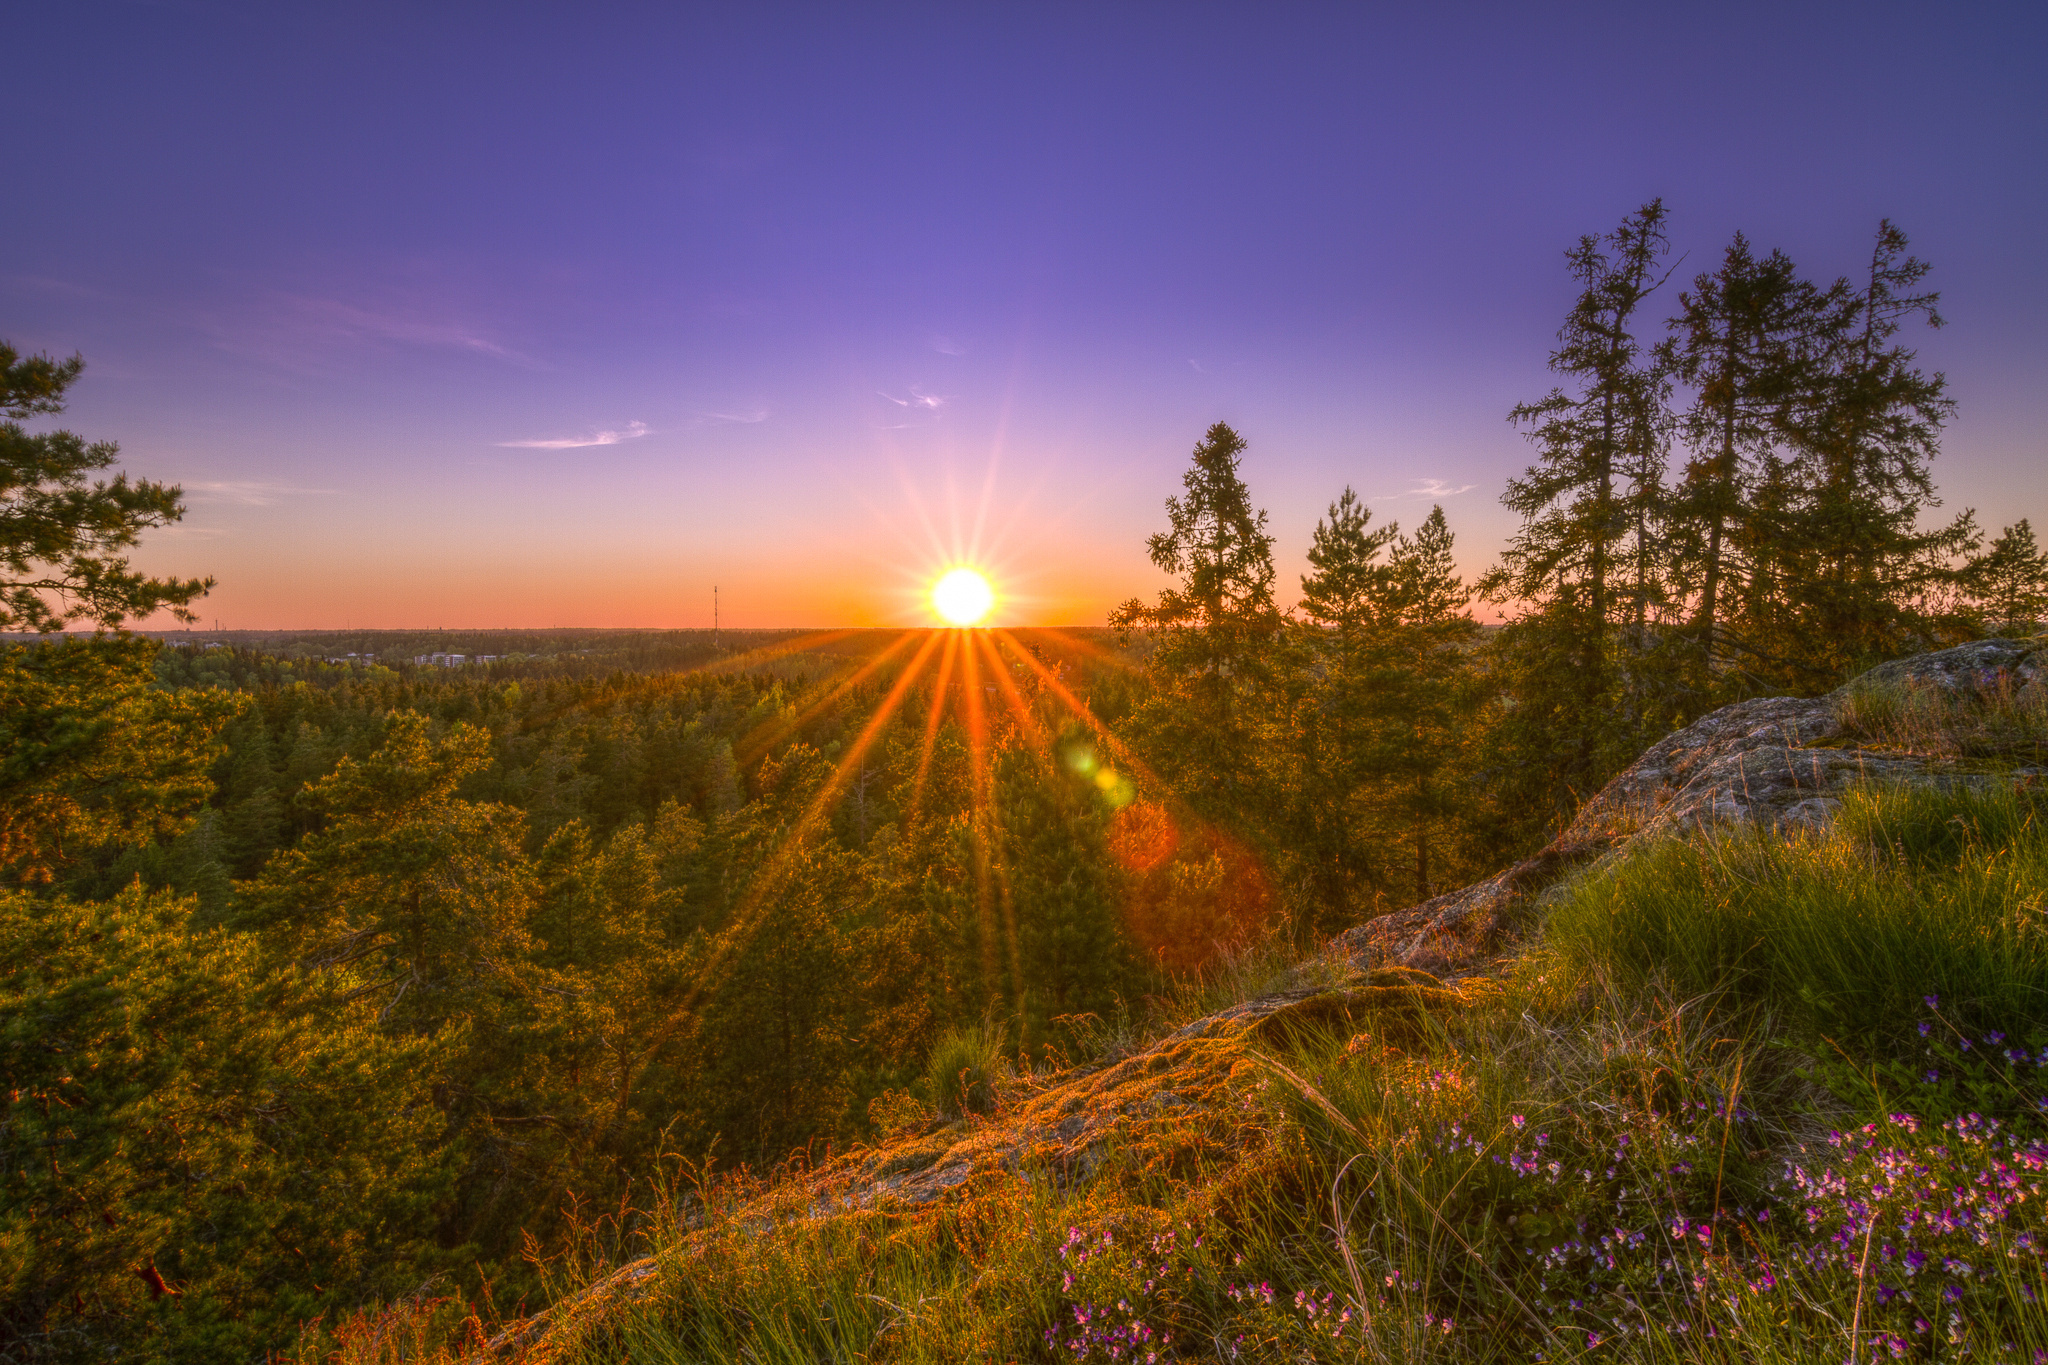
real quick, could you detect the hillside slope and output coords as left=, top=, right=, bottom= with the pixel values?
left=480, top=636, right=2047, bottom=1363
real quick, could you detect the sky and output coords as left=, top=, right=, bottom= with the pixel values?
left=8, top=1, right=2045, bottom=629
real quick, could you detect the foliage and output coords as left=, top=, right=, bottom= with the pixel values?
left=1970, top=519, right=2048, bottom=633
left=315, top=778, right=2048, bottom=1365
left=0, top=342, right=212, bottom=632
left=7, top=206, right=2032, bottom=1361
left=0, top=883, right=454, bottom=1363
left=1110, top=422, right=1284, bottom=821
left=1294, top=499, right=1482, bottom=913
left=0, top=637, right=239, bottom=884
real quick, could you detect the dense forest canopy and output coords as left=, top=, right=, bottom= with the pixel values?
left=4, top=210, right=2046, bottom=1362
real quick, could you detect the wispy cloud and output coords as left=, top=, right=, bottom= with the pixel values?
left=878, top=387, right=946, bottom=410
left=1376, top=477, right=1477, bottom=501
left=277, top=294, right=520, bottom=360
left=931, top=334, right=967, bottom=356
left=182, top=480, right=335, bottom=506
left=701, top=409, right=768, bottom=424
left=1188, top=359, right=1207, bottom=373
left=498, top=421, right=650, bottom=449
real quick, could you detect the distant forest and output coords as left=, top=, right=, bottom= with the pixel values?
left=5, top=206, right=2047, bottom=1361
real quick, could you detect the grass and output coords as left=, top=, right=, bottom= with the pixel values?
left=1546, top=781, right=2048, bottom=1054
left=307, top=780, right=2048, bottom=1364
left=922, top=1018, right=1014, bottom=1119
left=1832, top=668, right=2048, bottom=765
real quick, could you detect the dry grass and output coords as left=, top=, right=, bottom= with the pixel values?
left=1832, top=668, right=2048, bottom=765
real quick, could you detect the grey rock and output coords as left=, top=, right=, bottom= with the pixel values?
left=1336, top=637, right=2046, bottom=975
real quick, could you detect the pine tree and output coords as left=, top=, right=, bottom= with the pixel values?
left=0, top=637, right=239, bottom=884
left=1485, top=199, right=1674, bottom=703
left=1754, top=221, right=1976, bottom=683
left=236, top=712, right=538, bottom=1036
left=1110, top=422, right=1283, bottom=815
left=0, top=343, right=212, bottom=631
left=1, top=883, right=454, bottom=1361
left=1299, top=500, right=1478, bottom=908
left=1379, top=508, right=1482, bottom=899
left=992, top=735, right=1132, bottom=1048
left=1969, top=520, right=2048, bottom=632
left=1477, top=203, right=1678, bottom=821
left=1663, top=233, right=1820, bottom=683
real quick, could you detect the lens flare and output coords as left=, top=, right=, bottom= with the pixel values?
left=932, top=567, right=995, bottom=626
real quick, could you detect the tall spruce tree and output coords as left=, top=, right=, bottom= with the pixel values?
left=1754, top=221, right=1975, bottom=684
left=1479, top=203, right=1678, bottom=817
left=1662, top=234, right=1819, bottom=687
left=1485, top=201, right=1674, bottom=680
left=1295, top=497, right=1478, bottom=913
left=1971, top=520, right=2048, bottom=632
left=1110, top=422, right=1282, bottom=815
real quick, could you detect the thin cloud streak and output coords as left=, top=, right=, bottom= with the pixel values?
left=877, top=388, right=946, bottom=410
left=1375, top=477, right=1476, bottom=500
left=183, top=480, right=336, bottom=506
left=498, top=421, right=651, bottom=449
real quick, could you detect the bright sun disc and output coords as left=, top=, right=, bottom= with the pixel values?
left=932, top=568, right=994, bottom=626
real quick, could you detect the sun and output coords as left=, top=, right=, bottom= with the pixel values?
left=931, top=567, right=995, bottom=626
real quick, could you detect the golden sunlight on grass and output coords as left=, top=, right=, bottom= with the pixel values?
left=931, top=566, right=995, bottom=626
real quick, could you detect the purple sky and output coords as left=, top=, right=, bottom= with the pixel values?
left=9, top=2, right=2044, bottom=628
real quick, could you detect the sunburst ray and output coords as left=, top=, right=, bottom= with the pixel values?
left=733, top=628, right=920, bottom=764
left=673, top=630, right=944, bottom=1019
left=907, top=631, right=961, bottom=825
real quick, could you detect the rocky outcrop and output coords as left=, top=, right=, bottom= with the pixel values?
left=1336, top=636, right=2047, bottom=975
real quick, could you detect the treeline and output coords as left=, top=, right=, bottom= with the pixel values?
left=1121, top=209, right=2044, bottom=915
left=131, top=626, right=830, bottom=680
left=3, top=210, right=2046, bottom=1362
left=1482, top=205, right=2044, bottom=825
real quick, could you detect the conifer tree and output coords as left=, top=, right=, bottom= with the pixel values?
left=1662, top=234, right=1817, bottom=683
left=238, top=713, right=538, bottom=1035
left=1378, top=508, right=1482, bottom=899
left=1, top=884, right=453, bottom=1361
left=1969, top=520, right=2048, bottom=633
left=0, top=637, right=238, bottom=885
left=993, top=736, right=1132, bottom=1047
left=1110, top=422, right=1283, bottom=814
left=1299, top=499, right=1477, bottom=908
left=0, top=343, right=212, bottom=631
left=1286, top=488, right=1397, bottom=922
left=1754, top=222, right=1976, bottom=683
left=1485, top=199, right=1674, bottom=696
left=1478, top=203, right=1679, bottom=820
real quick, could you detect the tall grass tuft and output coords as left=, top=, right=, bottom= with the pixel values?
left=922, top=1018, right=1012, bottom=1118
